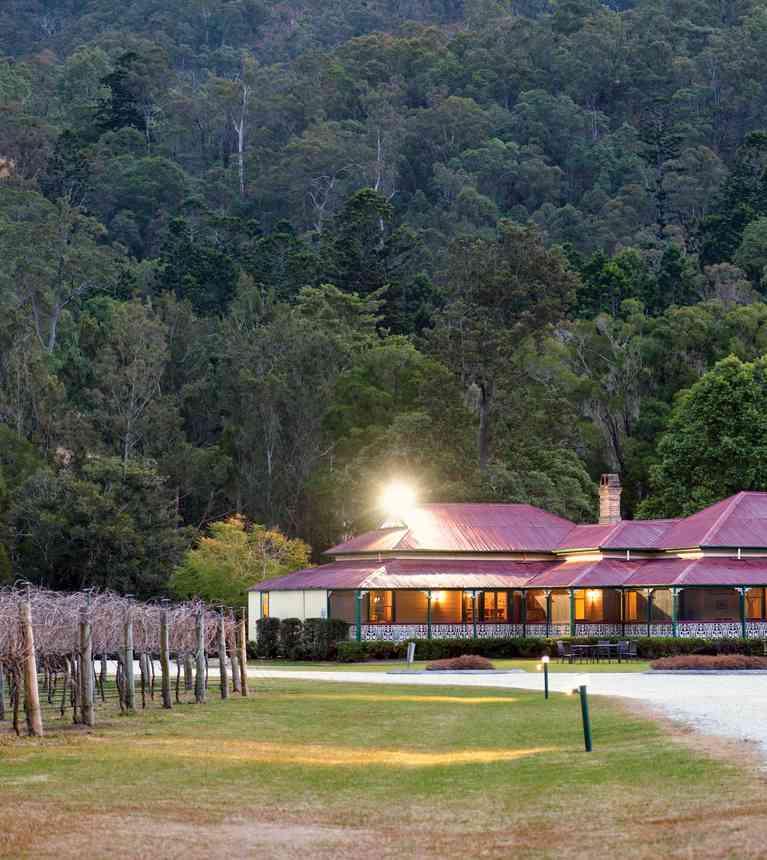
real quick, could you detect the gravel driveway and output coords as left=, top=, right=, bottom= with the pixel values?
left=247, top=667, right=767, bottom=757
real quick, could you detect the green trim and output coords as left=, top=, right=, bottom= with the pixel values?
left=569, top=588, right=576, bottom=637
left=472, top=592, right=478, bottom=639
left=545, top=590, right=552, bottom=638
left=671, top=587, right=678, bottom=638
left=739, top=587, right=747, bottom=638
left=427, top=591, right=432, bottom=640
left=646, top=589, right=653, bottom=636
left=354, top=590, right=362, bottom=642
left=620, top=588, right=626, bottom=637
left=521, top=591, right=527, bottom=637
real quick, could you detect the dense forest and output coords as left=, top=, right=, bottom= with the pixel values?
left=4, top=0, right=767, bottom=595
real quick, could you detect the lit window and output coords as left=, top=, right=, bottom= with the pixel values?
left=482, top=591, right=508, bottom=622
left=260, top=592, right=269, bottom=618
left=368, top=590, right=393, bottom=624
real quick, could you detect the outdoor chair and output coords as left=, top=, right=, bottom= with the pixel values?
left=597, top=639, right=611, bottom=662
left=556, top=640, right=572, bottom=663
left=626, top=640, right=639, bottom=660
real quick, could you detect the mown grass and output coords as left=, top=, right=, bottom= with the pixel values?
left=250, top=657, right=651, bottom=673
left=2, top=678, right=766, bottom=859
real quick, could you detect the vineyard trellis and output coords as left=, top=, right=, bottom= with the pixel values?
left=0, top=586, right=249, bottom=737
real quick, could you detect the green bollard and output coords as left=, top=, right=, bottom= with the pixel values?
left=579, top=684, right=592, bottom=752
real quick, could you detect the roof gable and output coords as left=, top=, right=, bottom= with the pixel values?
left=658, top=492, right=767, bottom=549
left=327, top=503, right=575, bottom=555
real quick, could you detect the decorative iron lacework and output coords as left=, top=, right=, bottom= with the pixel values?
left=352, top=621, right=767, bottom=641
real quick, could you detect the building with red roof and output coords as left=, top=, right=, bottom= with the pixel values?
left=248, top=476, right=767, bottom=642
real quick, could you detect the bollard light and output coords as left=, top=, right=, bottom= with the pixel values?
left=541, top=654, right=550, bottom=699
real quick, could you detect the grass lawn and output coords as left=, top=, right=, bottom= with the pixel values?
left=2, top=678, right=766, bottom=859
left=250, top=658, right=652, bottom=673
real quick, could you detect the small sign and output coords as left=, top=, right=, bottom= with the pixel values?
left=406, top=642, right=416, bottom=664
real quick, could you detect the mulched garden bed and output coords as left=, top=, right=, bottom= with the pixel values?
left=651, top=655, right=767, bottom=671
left=426, top=655, right=496, bottom=671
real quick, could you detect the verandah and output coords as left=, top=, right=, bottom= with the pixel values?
left=324, top=586, right=767, bottom=641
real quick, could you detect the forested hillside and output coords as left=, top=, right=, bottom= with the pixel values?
left=4, top=0, right=767, bottom=594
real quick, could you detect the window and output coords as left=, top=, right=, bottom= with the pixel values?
left=747, top=587, right=766, bottom=621
left=482, top=591, right=508, bottom=622
left=431, top=590, right=461, bottom=624
left=328, top=591, right=356, bottom=623
left=260, top=592, right=269, bottom=618
left=526, top=590, right=547, bottom=622
left=368, top=590, right=393, bottom=624
left=396, top=590, right=428, bottom=623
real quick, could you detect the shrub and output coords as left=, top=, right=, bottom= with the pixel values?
left=336, top=640, right=405, bottom=662
left=651, top=654, right=767, bottom=670
left=332, top=636, right=767, bottom=662
left=427, top=655, right=495, bottom=670
left=279, top=617, right=304, bottom=660
left=255, top=617, right=281, bottom=659
left=301, top=617, right=350, bottom=660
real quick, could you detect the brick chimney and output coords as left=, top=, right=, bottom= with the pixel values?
left=599, top=473, right=622, bottom=524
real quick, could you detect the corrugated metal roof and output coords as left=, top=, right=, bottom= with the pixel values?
left=327, top=503, right=575, bottom=555
left=601, top=519, right=679, bottom=549
left=253, top=556, right=767, bottom=591
left=254, top=558, right=550, bottom=591
left=655, top=493, right=767, bottom=549
left=324, top=527, right=408, bottom=555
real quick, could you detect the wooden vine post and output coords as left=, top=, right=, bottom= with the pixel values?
left=160, top=609, right=172, bottom=709
left=230, top=612, right=242, bottom=695
left=20, top=600, right=43, bottom=737
left=239, top=613, right=249, bottom=697
left=218, top=610, right=229, bottom=700
left=0, top=662, right=5, bottom=721
left=194, top=609, right=206, bottom=704
left=79, top=606, right=95, bottom=727
left=124, top=607, right=135, bottom=711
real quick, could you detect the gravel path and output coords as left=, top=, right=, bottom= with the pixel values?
left=247, top=667, right=767, bottom=757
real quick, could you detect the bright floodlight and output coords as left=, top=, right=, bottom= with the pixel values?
left=380, top=481, right=416, bottom=517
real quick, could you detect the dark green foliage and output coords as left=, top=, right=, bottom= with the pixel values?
left=336, top=636, right=766, bottom=662
left=279, top=617, right=305, bottom=660
left=10, top=457, right=192, bottom=596
left=157, top=218, right=238, bottom=314
left=256, top=617, right=281, bottom=658
left=336, top=641, right=407, bottom=662
left=301, top=618, right=350, bottom=660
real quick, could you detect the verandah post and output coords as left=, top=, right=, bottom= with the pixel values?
left=646, top=588, right=653, bottom=637
left=545, top=590, right=552, bottom=639
left=521, top=590, right=527, bottom=637
left=426, top=591, right=432, bottom=640
left=620, top=588, right=626, bottom=637
left=739, top=587, right=747, bottom=639
left=472, top=591, right=478, bottom=639
left=671, top=588, right=678, bottom=638
left=355, top=591, right=362, bottom=642
left=569, top=588, right=575, bottom=637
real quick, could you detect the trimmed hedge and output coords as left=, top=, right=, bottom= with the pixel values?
left=335, top=635, right=767, bottom=663
left=251, top=617, right=350, bottom=660
left=279, top=617, right=304, bottom=660
left=255, top=617, right=281, bottom=659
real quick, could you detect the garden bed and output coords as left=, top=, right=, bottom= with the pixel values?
left=650, top=655, right=767, bottom=671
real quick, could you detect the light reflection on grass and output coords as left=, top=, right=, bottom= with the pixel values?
left=269, top=693, right=518, bottom=705
left=132, top=737, right=556, bottom=767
